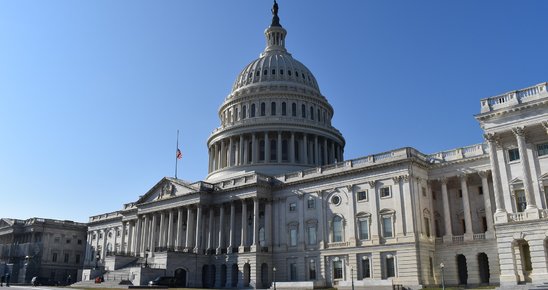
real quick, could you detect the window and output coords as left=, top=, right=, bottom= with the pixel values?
left=75, top=254, right=81, bottom=264
left=478, top=186, right=483, bottom=195
left=380, top=187, right=391, bottom=198
left=281, top=102, right=287, bottom=116
left=290, top=263, right=298, bottom=281
left=458, top=189, right=463, bottom=198
left=361, top=257, right=371, bottom=279
left=77, top=239, right=82, bottom=245
left=290, top=228, right=298, bottom=246
left=64, top=253, right=69, bottom=263
left=108, top=231, right=112, bottom=238
left=250, top=104, right=256, bottom=117
left=66, top=239, right=71, bottom=244
left=307, top=225, right=317, bottom=245
left=289, top=202, right=297, bottom=212
left=260, top=102, right=266, bottom=116
left=429, top=257, right=434, bottom=277
left=307, top=197, right=315, bottom=209
left=515, top=190, right=527, bottom=212
left=242, top=105, right=247, bottom=119
left=333, top=216, right=343, bottom=242
left=358, top=218, right=369, bottom=240
left=271, top=102, right=276, bottom=115
left=309, top=259, right=317, bottom=280
left=357, top=190, right=368, bottom=201
left=282, top=140, right=288, bottom=161
left=256, top=71, right=260, bottom=76
left=280, top=69, right=284, bottom=75
left=52, top=253, right=58, bottom=262
left=270, top=139, right=277, bottom=161
left=538, top=143, right=548, bottom=156
left=310, top=106, right=314, bottom=120
left=263, top=69, right=268, bottom=75
left=288, top=70, right=292, bottom=76
left=382, top=216, right=393, bottom=238
left=292, top=103, right=297, bottom=117
left=333, top=259, right=343, bottom=279
left=424, top=217, right=431, bottom=237
left=272, top=69, right=276, bottom=75
left=296, top=71, right=299, bottom=77
left=317, top=108, right=321, bottom=122
left=422, top=187, right=426, bottom=197
left=385, top=255, right=396, bottom=278
left=54, top=237, right=60, bottom=243
left=508, top=148, right=520, bottom=161
left=301, top=104, right=306, bottom=118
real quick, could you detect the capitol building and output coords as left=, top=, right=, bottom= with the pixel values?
left=81, top=2, right=548, bottom=289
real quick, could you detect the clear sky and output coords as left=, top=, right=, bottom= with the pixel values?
left=1, top=0, right=547, bottom=223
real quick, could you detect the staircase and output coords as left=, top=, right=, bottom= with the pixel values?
left=72, top=267, right=134, bottom=289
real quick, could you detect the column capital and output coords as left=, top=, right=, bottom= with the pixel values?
left=368, top=180, right=377, bottom=188
left=438, top=176, right=449, bottom=185
left=512, top=126, right=526, bottom=137
left=391, top=176, right=401, bottom=183
left=478, top=170, right=491, bottom=179
left=458, top=174, right=468, bottom=182
left=542, top=121, right=548, bottom=134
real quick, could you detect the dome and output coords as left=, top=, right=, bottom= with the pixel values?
left=231, top=52, right=320, bottom=93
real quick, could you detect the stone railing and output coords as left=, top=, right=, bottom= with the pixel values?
left=89, top=211, right=123, bottom=222
left=428, top=143, right=488, bottom=163
left=452, top=235, right=464, bottom=243
left=480, top=82, right=548, bottom=113
left=473, top=233, right=486, bottom=240
left=540, top=209, right=548, bottom=219
left=508, top=212, right=525, bottom=222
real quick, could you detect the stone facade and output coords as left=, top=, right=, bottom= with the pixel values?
left=82, top=3, right=548, bottom=289
left=0, top=218, right=87, bottom=284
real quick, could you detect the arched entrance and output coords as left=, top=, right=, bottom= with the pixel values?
left=231, top=264, right=239, bottom=287
left=478, top=253, right=490, bottom=284
left=261, top=263, right=269, bottom=288
left=244, top=263, right=251, bottom=287
left=456, top=254, right=468, bottom=285
left=513, top=239, right=533, bottom=283
left=174, top=268, right=187, bottom=287
left=220, top=264, right=227, bottom=287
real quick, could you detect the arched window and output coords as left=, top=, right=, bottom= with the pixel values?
left=281, top=102, right=287, bottom=116
left=242, top=105, right=247, bottom=119
left=292, top=103, right=297, bottom=117
left=271, top=102, right=276, bottom=115
left=270, top=140, right=277, bottom=161
left=310, top=106, right=314, bottom=120
left=333, top=215, right=343, bottom=242
left=282, top=139, right=288, bottom=161
left=260, top=103, right=266, bottom=116
left=235, top=107, right=239, bottom=121
left=317, top=108, right=320, bottom=122
left=259, top=140, right=265, bottom=161
left=251, top=104, right=256, bottom=117
left=301, top=104, right=306, bottom=118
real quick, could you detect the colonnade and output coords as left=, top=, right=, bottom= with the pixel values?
left=115, top=198, right=272, bottom=257
left=208, top=131, right=343, bottom=172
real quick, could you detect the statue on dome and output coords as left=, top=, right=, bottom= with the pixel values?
left=271, top=0, right=281, bottom=27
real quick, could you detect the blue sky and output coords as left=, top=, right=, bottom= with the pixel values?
left=1, top=0, right=547, bottom=222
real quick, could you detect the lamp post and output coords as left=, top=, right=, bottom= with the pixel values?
left=95, top=253, right=100, bottom=270
left=350, top=265, right=355, bottom=290
left=145, top=248, right=150, bottom=268
left=272, top=267, right=276, bottom=290
left=440, top=262, right=445, bottom=290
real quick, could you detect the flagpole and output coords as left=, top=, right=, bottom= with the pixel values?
left=175, top=129, right=179, bottom=179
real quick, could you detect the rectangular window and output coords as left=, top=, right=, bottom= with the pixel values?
left=458, top=189, right=463, bottom=198
left=289, top=202, right=297, bottom=212
left=482, top=217, right=488, bottom=232
left=362, top=258, right=371, bottom=279
left=386, top=256, right=395, bottom=278
left=64, top=253, right=69, bottom=263
left=358, top=218, right=369, bottom=240
left=307, top=226, right=317, bottom=245
left=52, top=253, right=58, bottom=262
left=309, top=260, right=316, bottom=280
left=290, top=263, right=298, bottom=281
left=478, top=186, right=483, bottom=195
left=75, top=254, right=81, bottom=264
left=424, top=217, right=431, bottom=237
left=515, top=190, right=527, bottom=212
left=357, top=190, right=367, bottom=201
left=290, top=228, right=298, bottom=246
left=307, top=198, right=315, bottom=209
left=382, top=216, right=393, bottom=238
left=77, top=239, right=82, bottom=245
left=538, top=143, right=548, bottom=156
left=380, top=187, right=391, bottom=198
left=508, top=148, right=520, bottom=161
left=333, top=260, right=343, bottom=279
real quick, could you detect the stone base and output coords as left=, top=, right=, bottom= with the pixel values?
left=494, top=211, right=509, bottom=224
left=524, top=207, right=540, bottom=220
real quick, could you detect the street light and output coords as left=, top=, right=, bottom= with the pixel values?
left=272, top=267, right=276, bottom=290
left=350, top=265, right=355, bottom=290
left=95, top=253, right=100, bottom=270
left=440, top=262, right=445, bottom=290
left=145, top=248, right=150, bottom=268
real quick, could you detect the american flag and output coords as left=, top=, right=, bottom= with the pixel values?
left=176, top=148, right=182, bottom=159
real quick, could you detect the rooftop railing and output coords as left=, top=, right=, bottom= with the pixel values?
left=480, top=82, right=548, bottom=113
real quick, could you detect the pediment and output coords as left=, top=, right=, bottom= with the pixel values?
left=135, top=177, right=198, bottom=204
left=0, top=218, right=14, bottom=229
left=509, top=177, right=523, bottom=187
left=540, top=173, right=548, bottom=180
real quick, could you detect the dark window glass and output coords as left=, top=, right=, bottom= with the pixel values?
left=282, top=102, right=287, bottom=116
left=301, top=104, right=306, bottom=118
left=538, top=143, right=548, bottom=156
left=310, top=107, right=314, bottom=120
left=292, top=103, right=297, bottom=116
left=260, top=103, right=266, bottom=116
left=242, top=105, right=247, bottom=119
left=250, top=104, right=256, bottom=117
left=270, top=140, right=277, bottom=161
left=271, top=102, right=276, bottom=115
left=508, top=148, right=520, bottom=161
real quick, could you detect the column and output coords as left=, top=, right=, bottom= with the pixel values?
left=392, top=177, right=405, bottom=236
left=314, top=135, right=319, bottom=165
left=102, top=229, right=108, bottom=259
left=217, top=205, right=225, bottom=254
left=512, top=127, right=538, bottom=214
left=176, top=207, right=183, bottom=249
left=208, top=207, right=215, bottom=251
left=265, top=201, right=272, bottom=249
left=440, top=178, right=453, bottom=242
left=265, top=132, right=270, bottom=162
left=323, top=138, right=328, bottom=165
left=479, top=171, right=495, bottom=235
left=290, top=132, right=296, bottom=163
left=277, top=131, right=282, bottom=163
left=251, top=198, right=260, bottom=251
left=460, top=175, right=474, bottom=240
left=120, top=222, right=126, bottom=254
left=244, top=136, right=249, bottom=165
left=140, top=215, right=148, bottom=254
left=185, top=207, right=193, bottom=249
left=484, top=133, right=507, bottom=220
left=167, top=210, right=174, bottom=248
left=194, top=205, right=203, bottom=253
left=208, top=147, right=212, bottom=172
left=239, top=135, right=244, bottom=165
left=220, top=140, right=226, bottom=168
left=251, top=133, right=257, bottom=164
left=240, top=200, right=248, bottom=252
left=228, top=137, right=233, bottom=167
left=150, top=214, right=157, bottom=252
left=303, top=134, right=308, bottom=164
left=331, top=141, right=335, bottom=163
left=158, top=212, right=165, bottom=247
left=228, top=202, right=236, bottom=253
